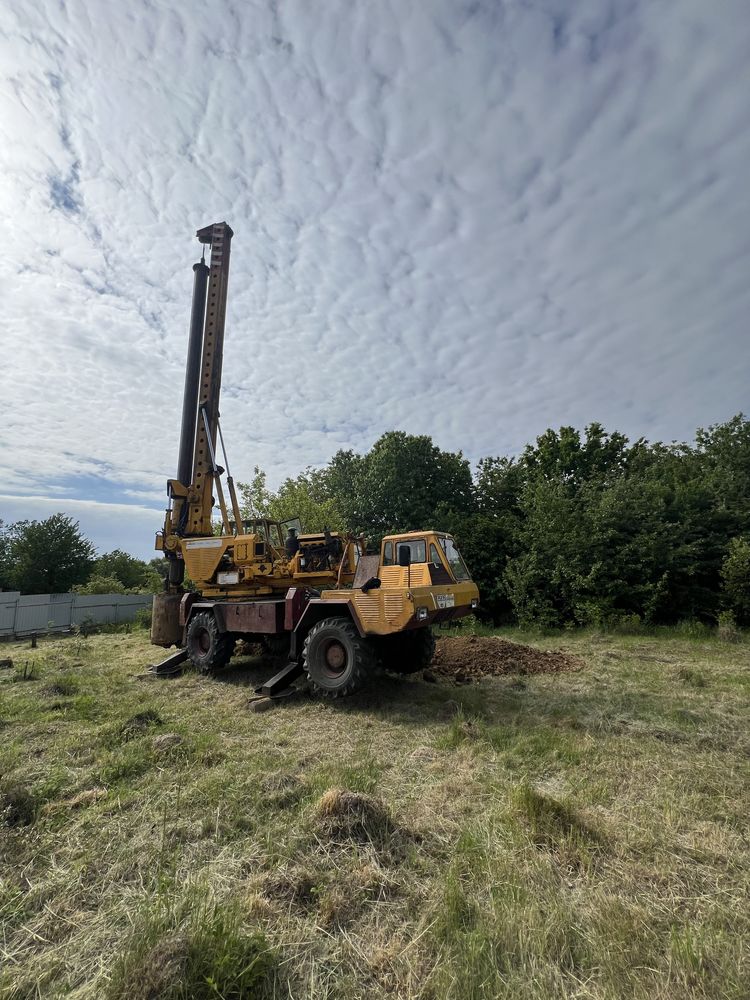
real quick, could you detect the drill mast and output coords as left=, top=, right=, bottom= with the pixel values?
left=188, top=222, right=234, bottom=535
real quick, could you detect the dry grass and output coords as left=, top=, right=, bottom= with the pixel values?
left=0, top=625, right=748, bottom=998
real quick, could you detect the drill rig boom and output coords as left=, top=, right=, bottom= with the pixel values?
left=151, top=224, right=357, bottom=647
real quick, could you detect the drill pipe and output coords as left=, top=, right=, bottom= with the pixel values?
left=176, top=260, right=209, bottom=487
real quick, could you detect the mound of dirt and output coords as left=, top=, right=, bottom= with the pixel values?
left=431, top=636, right=581, bottom=683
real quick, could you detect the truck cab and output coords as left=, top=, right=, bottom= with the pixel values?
left=322, top=531, right=478, bottom=636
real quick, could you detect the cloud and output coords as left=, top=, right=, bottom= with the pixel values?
left=0, top=495, right=162, bottom=561
left=0, top=0, right=748, bottom=554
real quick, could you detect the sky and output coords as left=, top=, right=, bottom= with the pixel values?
left=1, top=0, right=748, bottom=560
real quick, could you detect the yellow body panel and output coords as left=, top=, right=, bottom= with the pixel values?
left=176, top=530, right=357, bottom=599
left=322, top=532, right=479, bottom=636
left=379, top=565, right=431, bottom=588
left=182, top=537, right=226, bottom=581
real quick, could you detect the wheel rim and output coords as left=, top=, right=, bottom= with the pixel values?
left=196, top=629, right=211, bottom=654
left=322, top=638, right=347, bottom=677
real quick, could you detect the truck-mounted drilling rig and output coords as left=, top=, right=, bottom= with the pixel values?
left=151, top=222, right=479, bottom=697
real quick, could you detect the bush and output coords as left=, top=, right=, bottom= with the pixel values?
left=74, top=574, right=126, bottom=596
left=134, top=606, right=153, bottom=630
left=717, top=611, right=741, bottom=643
left=73, top=615, right=98, bottom=638
left=721, top=537, right=750, bottom=625
left=673, top=620, right=713, bottom=640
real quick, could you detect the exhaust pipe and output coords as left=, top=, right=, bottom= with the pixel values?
left=176, top=260, right=209, bottom=486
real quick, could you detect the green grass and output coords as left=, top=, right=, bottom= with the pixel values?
left=0, top=627, right=748, bottom=998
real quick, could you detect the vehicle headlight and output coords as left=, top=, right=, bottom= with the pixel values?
left=471, top=598, right=479, bottom=609
left=417, top=606, right=429, bottom=621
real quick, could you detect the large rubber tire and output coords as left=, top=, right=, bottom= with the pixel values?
left=186, top=612, right=235, bottom=674
left=303, top=618, right=375, bottom=698
left=380, top=628, right=436, bottom=674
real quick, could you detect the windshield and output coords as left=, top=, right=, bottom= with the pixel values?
left=439, top=536, right=471, bottom=581
left=241, top=519, right=289, bottom=550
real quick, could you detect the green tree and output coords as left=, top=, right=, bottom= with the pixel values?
left=238, top=466, right=272, bottom=518
left=447, top=456, right=525, bottom=620
left=0, top=520, right=12, bottom=591
left=150, top=557, right=169, bottom=582
left=344, top=432, right=473, bottom=541
left=268, top=469, right=345, bottom=533
left=93, top=549, right=154, bottom=591
left=6, top=515, right=95, bottom=594
left=501, top=425, right=676, bottom=626
left=238, top=466, right=345, bottom=533
left=238, top=433, right=472, bottom=543
left=233, top=415, right=750, bottom=628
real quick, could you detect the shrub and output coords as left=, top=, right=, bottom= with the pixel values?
left=134, top=606, right=153, bottom=630
left=717, top=611, right=741, bottom=643
left=721, top=538, right=750, bottom=625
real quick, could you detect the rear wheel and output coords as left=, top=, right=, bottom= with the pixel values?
left=186, top=612, right=235, bottom=674
left=303, top=618, right=375, bottom=698
left=379, top=628, right=436, bottom=674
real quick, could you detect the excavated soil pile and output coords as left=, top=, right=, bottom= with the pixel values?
left=431, top=635, right=582, bottom=683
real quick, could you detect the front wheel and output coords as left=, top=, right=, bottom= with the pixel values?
left=186, top=612, right=235, bottom=674
left=303, top=618, right=375, bottom=698
left=378, top=628, right=436, bottom=674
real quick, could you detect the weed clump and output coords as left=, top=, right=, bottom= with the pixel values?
left=152, top=732, right=184, bottom=753
left=11, top=662, right=38, bottom=682
left=107, top=889, right=276, bottom=1000
left=118, top=709, right=163, bottom=743
left=43, top=677, right=80, bottom=697
left=315, top=788, right=397, bottom=848
left=262, top=867, right=320, bottom=909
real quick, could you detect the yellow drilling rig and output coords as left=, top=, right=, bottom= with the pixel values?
left=151, top=222, right=479, bottom=697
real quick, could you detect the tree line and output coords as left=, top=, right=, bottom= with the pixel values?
left=2, top=415, right=747, bottom=626
left=239, top=415, right=750, bottom=628
left=0, top=514, right=163, bottom=596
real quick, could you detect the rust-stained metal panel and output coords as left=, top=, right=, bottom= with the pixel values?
left=213, top=599, right=285, bottom=634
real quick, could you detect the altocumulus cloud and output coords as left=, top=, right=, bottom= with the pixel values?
left=0, top=0, right=748, bottom=558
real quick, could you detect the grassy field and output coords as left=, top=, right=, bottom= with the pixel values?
left=1, top=625, right=748, bottom=999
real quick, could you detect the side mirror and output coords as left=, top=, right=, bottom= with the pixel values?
left=398, top=546, right=411, bottom=568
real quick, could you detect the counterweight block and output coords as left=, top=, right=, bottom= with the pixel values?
left=151, top=593, right=183, bottom=647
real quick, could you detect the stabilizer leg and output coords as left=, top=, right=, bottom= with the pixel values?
left=258, top=659, right=304, bottom=697
left=149, top=648, right=188, bottom=676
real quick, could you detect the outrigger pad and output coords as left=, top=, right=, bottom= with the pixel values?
left=258, top=659, right=304, bottom=697
left=149, top=648, right=188, bottom=677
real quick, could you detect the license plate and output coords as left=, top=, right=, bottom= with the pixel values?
left=436, top=594, right=455, bottom=609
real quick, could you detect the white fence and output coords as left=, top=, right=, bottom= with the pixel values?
left=0, top=592, right=153, bottom=639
